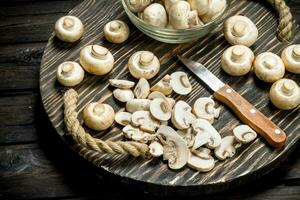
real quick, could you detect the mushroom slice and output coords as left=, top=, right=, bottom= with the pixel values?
left=192, top=118, right=222, bottom=149
left=114, top=112, right=132, bottom=126
left=157, top=126, right=189, bottom=170
left=131, top=111, right=156, bottom=133
left=171, top=100, right=195, bottom=130
left=150, top=98, right=172, bottom=121
left=134, top=78, right=150, bottom=99
left=214, top=136, right=241, bottom=161
left=148, top=91, right=175, bottom=108
left=192, top=97, right=220, bottom=124
left=177, top=128, right=195, bottom=148
left=113, top=89, right=134, bottom=103
left=109, top=79, right=135, bottom=89
left=122, top=125, right=155, bottom=143
left=150, top=74, right=173, bottom=95
left=126, top=99, right=151, bottom=113
left=149, top=141, right=164, bottom=157
left=187, top=150, right=215, bottom=172
left=233, top=125, right=257, bottom=144
left=170, top=71, right=192, bottom=95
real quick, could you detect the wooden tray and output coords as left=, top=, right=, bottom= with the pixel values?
left=40, top=0, right=300, bottom=195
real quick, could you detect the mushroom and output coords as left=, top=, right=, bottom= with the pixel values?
left=149, top=141, right=164, bottom=157
left=170, top=71, right=192, bottom=95
left=127, top=51, right=160, bottom=80
left=134, top=78, right=150, bottom=99
left=79, top=45, right=114, bottom=75
left=131, top=111, right=157, bottom=132
left=148, top=91, right=175, bottom=108
left=139, top=3, right=168, bottom=28
left=122, top=124, right=155, bottom=143
left=125, top=0, right=153, bottom=13
left=221, top=45, right=255, bottom=76
left=233, top=125, right=257, bottom=144
left=150, top=74, right=173, bottom=95
left=187, top=149, right=215, bottom=172
left=188, top=0, right=226, bottom=23
left=281, top=44, right=300, bottom=74
left=164, top=0, right=181, bottom=14
left=114, top=111, right=132, bottom=126
left=177, top=128, right=195, bottom=148
left=192, top=118, right=222, bottom=149
left=150, top=98, right=172, bottom=121
left=269, top=78, right=300, bottom=110
left=214, top=136, right=241, bottom=161
left=103, top=20, right=130, bottom=43
left=54, top=15, right=84, bottom=42
left=224, top=15, right=258, bottom=47
left=192, top=97, right=221, bottom=124
left=171, top=100, right=195, bottom=130
left=109, top=79, right=135, bottom=89
left=83, top=102, right=115, bottom=131
left=56, top=61, right=84, bottom=86
left=254, top=52, right=285, bottom=83
left=113, top=89, right=134, bottom=102
left=157, top=126, right=189, bottom=169
left=126, top=99, right=151, bottom=113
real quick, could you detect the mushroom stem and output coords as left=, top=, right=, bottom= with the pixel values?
left=91, top=45, right=108, bottom=59
left=282, top=81, right=294, bottom=95
left=231, top=46, right=245, bottom=62
left=61, top=63, right=74, bottom=76
left=264, top=56, right=277, bottom=69
left=63, top=17, right=75, bottom=29
left=93, top=104, right=105, bottom=116
left=140, top=51, right=154, bottom=66
left=292, top=45, right=300, bottom=60
left=232, top=20, right=246, bottom=37
left=109, top=21, right=121, bottom=32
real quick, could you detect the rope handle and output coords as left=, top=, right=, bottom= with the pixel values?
left=63, top=89, right=150, bottom=157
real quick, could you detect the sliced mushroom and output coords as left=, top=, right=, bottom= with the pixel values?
left=149, top=141, right=164, bottom=157
left=192, top=97, right=220, bottom=124
left=233, top=125, right=257, bottom=144
left=56, top=61, right=85, bottom=86
left=125, top=0, right=153, bottom=13
left=131, top=111, right=157, bottom=132
left=192, top=118, right=222, bottom=149
left=134, top=78, right=150, bottom=99
left=109, top=79, right=135, bottom=89
left=171, top=100, right=195, bottom=130
left=187, top=149, right=215, bottom=172
left=113, top=89, right=134, bottom=102
left=214, top=136, right=241, bottom=161
left=150, top=98, right=172, bottom=121
left=157, top=126, right=189, bottom=170
left=150, top=74, right=173, bottom=95
left=114, top=111, right=132, bottom=126
left=139, top=3, right=168, bottom=28
left=54, top=15, right=84, bottom=42
left=104, top=20, right=130, bottom=43
left=122, top=124, right=155, bottom=143
left=126, top=99, right=151, bottom=113
left=148, top=91, right=175, bottom=108
left=177, top=128, right=195, bottom=148
left=281, top=44, right=300, bottom=74
left=170, top=71, right=192, bottom=95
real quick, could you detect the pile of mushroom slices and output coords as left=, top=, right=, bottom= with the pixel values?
left=111, top=72, right=257, bottom=171
left=222, top=15, right=300, bottom=110
left=126, top=0, right=226, bottom=29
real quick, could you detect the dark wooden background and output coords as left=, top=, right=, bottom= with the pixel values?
left=0, top=0, right=299, bottom=199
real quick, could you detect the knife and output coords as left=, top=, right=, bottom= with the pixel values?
left=178, top=55, right=286, bottom=148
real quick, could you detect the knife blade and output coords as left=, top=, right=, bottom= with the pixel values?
left=178, top=55, right=286, bottom=148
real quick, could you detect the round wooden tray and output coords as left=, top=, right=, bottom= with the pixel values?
left=40, top=0, right=300, bottom=195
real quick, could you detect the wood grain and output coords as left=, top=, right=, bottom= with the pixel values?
left=39, top=0, right=300, bottom=195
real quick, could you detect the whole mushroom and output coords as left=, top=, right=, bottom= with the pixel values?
left=56, top=61, right=84, bottom=86
left=281, top=44, right=300, bottom=74
left=164, top=0, right=181, bottom=14
left=104, top=20, right=130, bottom=43
left=54, top=15, right=84, bottom=42
left=127, top=51, right=160, bottom=79
left=83, top=102, right=115, bottom=131
left=269, top=78, right=300, bottom=110
left=125, top=0, right=153, bottom=13
left=80, top=45, right=114, bottom=75
left=254, top=52, right=285, bottom=83
left=221, top=45, right=255, bottom=76
left=139, top=3, right=168, bottom=28
left=224, top=15, right=258, bottom=47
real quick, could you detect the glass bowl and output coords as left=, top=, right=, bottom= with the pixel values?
left=122, top=0, right=231, bottom=44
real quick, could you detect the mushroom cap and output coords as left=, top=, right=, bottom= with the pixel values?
left=157, top=126, right=189, bottom=169
left=214, top=136, right=240, bottom=161
left=269, top=78, right=300, bottom=110
left=192, top=97, right=219, bottom=124
left=83, top=102, right=115, bottom=131
left=224, top=15, right=258, bottom=47
left=233, top=125, right=257, bottom=144
left=171, top=100, right=195, bottom=130
left=281, top=44, right=300, bottom=74
left=79, top=45, right=114, bottom=75
left=149, top=141, right=164, bottom=157
left=187, top=150, right=215, bottom=172
left=139, top=3, right=168, bottom=28
left=150, top=74, right=173, bottom=95
left=56, top=61, right=84, bottom=86
left=221, top=45, right=255, bottom=76
left=104, top=20, right=130, bottom=43
left=125, top=0, right=153, bottom=13
left=170, top=71, right=192, bottom=95
left=126, top=99, right=151, bottom=113
left=109, top=79, right=135, bottom=89
left=113, top=89, right=134, bottom=102
left=54, top=15, right=84, bottom=42
left=187, top=0, right=209, bottom=16
left=164, top=0, right=181, bottom=14
left=134, top=78, right=150, bottom=99
left=150, top=98, right=172, bottom=121
left=128, top=51, right=160, bottom=79
left=254, top=52, right=285, bottom=83
left=168, top=1, right=191, bottom=29
left=114, top=111, right=132, bottom=126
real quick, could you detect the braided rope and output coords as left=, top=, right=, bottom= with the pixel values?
left=63, top=89, right=150, bottom=157
left=266, top=0, right=293, bottom=42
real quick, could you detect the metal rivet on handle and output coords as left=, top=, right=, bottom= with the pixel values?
left=226, top=89, right=232, bottom=93
left=250, top=109, right=256, bottom=114
left=275, top=129, right=281, bottom=134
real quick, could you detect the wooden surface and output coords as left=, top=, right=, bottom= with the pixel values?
left=0, top=0, right=299, bottom=199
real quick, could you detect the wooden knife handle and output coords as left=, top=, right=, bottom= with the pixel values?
left=213, top=85, right=286, bottom=148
